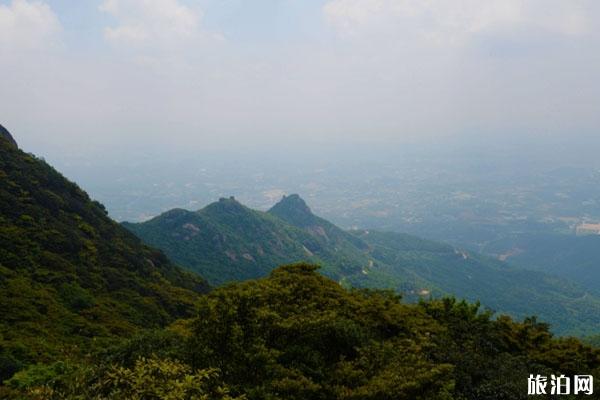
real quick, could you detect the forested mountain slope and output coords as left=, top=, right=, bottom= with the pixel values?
left=123, top=196, right=374, bottom=285
left=353, top=229, right=600, bottom=336
left=126, top=194, right=600, bottom=335
left=0, top=129, right=208, bottom=382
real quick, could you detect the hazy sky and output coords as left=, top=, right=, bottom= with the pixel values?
left=1, top=0, right=599, bottom=155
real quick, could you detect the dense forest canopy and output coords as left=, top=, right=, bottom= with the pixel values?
left=4, top=264, right=600, bottom=399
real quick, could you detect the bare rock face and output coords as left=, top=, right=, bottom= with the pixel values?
left=0, top=124, right=17, bottom=148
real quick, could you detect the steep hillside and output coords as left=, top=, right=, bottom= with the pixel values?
left=269, top=194, right=369, bottom=250
left=126, top=194, right=600, bottom=335
left=268, top=194, right=371, bottom=256
left=0, top=129, right=208, bottom=382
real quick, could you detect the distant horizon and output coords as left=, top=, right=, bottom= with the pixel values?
left=7, top=122, right=600, bottom=165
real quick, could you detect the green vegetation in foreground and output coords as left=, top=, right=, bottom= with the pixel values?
left=125, top=195, right=600, bottom=336
left=0, top=133, right=208, bottom=385
left=3, top=265, right=600, bottom=399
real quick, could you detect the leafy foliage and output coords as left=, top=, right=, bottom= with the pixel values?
left=5, top=356, right=241, bottom=400
left=189, top=265, right=600, bottom=399
left=15, top=264, right=598, bottom=399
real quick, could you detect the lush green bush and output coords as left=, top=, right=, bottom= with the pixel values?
left=182, top=264, right=600, bottom=400
left=6, top=357, right=241, bottom=400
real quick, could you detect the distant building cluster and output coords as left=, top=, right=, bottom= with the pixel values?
left=576, top=223, right=600, bottom=236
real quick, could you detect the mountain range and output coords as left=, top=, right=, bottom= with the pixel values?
left=125, top=194, right=600, bottom=336
left=1, top=127, right=599, bottom=398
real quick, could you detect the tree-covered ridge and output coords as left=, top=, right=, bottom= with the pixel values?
left=123, top=196, right=374, bottom=285
left=0, top=133, right=208, bottom=383
left=126, top=194, right=600, bottom=336
left=353, top=229, right=600, bottom=336
left=6, top=265, right=600, bottom=399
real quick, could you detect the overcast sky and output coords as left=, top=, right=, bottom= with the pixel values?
left=1, top=0, right=599, bottom=155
